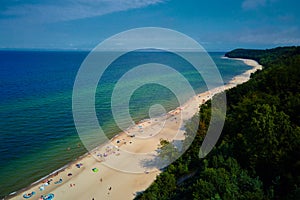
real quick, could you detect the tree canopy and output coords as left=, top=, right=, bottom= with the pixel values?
left=136, top=46, right=300, bottom=200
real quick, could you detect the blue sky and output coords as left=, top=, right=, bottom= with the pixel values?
left=0, top=0, right=299, bottom=51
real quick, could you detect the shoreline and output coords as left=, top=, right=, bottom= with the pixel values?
left=6, top=57, right=262, bottom=200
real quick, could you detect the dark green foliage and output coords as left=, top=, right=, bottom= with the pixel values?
left=137, top=172, right=177, bottom=200
left=225, top=46, right=300, bottom=68
left=189, top=156, right=264, bottom=200
left=135, top=47, right=300, bottom=200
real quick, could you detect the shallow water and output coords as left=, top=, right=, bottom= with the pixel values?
left=0, top=50, right=251, bottom=197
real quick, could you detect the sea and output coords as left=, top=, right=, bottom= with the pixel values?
left=0, top=50, right=251, bottom=198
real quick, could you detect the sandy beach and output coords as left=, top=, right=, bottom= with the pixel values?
left=7, top=58, right=262, bottom=200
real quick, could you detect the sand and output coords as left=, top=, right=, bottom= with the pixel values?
left=7, top=57, right=262, bottom=200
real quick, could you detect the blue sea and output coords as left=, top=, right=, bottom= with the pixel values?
left=0, top=50, right=251, bottom=198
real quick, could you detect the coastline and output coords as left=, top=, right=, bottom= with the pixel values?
left=6, top=57, right=262, bottom=200
left=222, top=57, right=262, bottom=89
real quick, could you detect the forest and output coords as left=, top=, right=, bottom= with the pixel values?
left=135, top=46, right=300, bottom=200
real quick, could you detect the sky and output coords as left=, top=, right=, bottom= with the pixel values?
left=0, top=0, right=300, bottom=51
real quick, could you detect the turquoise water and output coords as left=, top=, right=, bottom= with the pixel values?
left=0, top=50, right=251, bottom=197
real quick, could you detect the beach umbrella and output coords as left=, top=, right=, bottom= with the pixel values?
left=92, top=168, right=99, bottom=172
left=43, top=193, right=54, bottom=200
left=23, top=191, right=36, bottom=199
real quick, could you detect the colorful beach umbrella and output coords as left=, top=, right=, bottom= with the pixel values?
left=92, top=168, right=99, bottom=172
